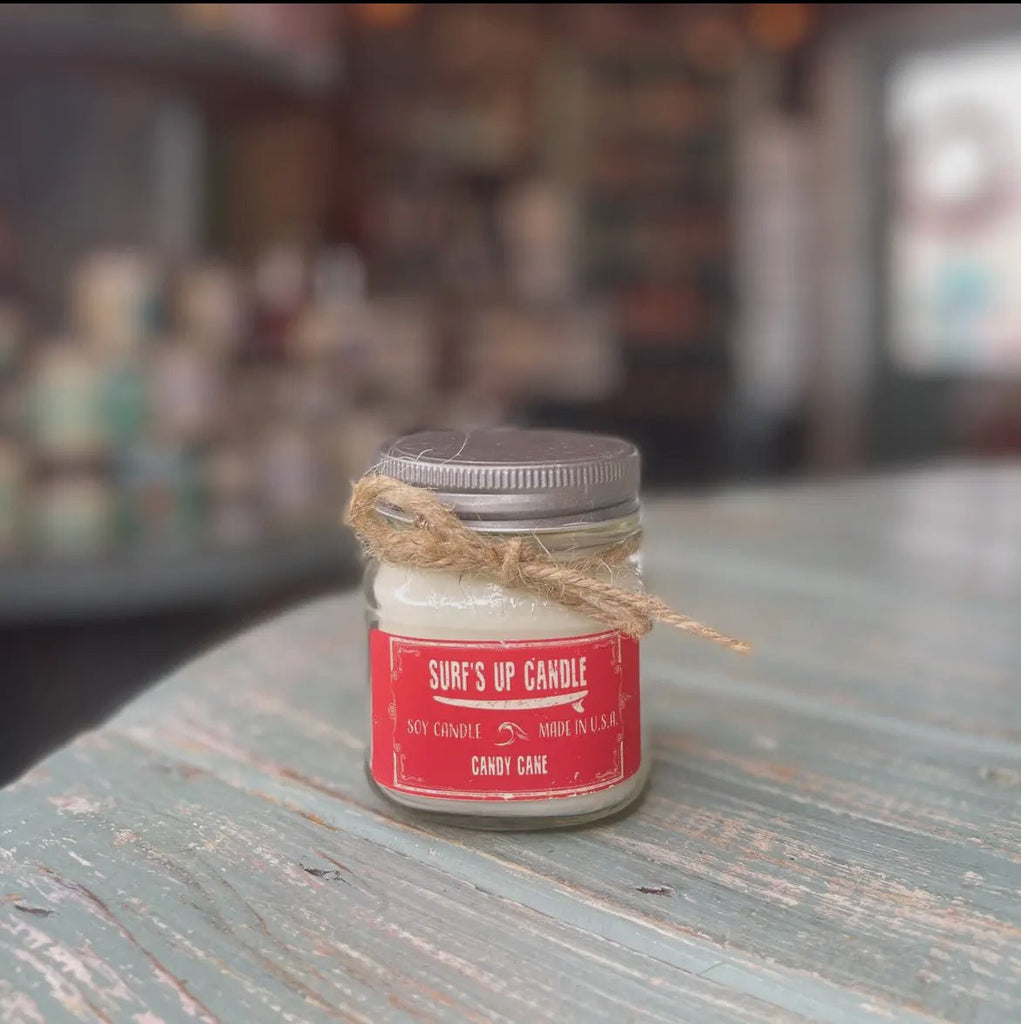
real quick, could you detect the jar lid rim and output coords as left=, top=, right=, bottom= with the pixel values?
left=372, top=428, right=640, bottom=525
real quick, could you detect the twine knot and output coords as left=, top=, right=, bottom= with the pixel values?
left=344, top=474, right=749, bottom=652
left=498, top=536, right=526, bottom=588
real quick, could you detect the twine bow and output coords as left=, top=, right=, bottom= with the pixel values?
left=344, top=475, right=750, bottom=653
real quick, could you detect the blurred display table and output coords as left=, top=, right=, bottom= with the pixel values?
left=2, top=463, right=1020, bottom=1022
left=0, top=536, right=358, bottom=784
left=0, top=535, right=356, bottom=624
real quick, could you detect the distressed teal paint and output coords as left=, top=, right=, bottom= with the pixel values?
left=2, top=464, right=1020, bottom=1022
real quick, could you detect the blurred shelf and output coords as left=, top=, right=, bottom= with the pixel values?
left=592, top=131, right=725, bottom=153
left=611, top=369, right=727, bottom=418
left=588, top=54, right=711, bottom=78
left=0, top=15, right=342, bottom=109
left=0, top=534, right=358, bottom=624
left=587, top=196, right=729, bottom=218
left=621, top=341, right=729, bottom=364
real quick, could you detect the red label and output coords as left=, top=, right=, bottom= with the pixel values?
left=370, top=629, right=640, bottom=801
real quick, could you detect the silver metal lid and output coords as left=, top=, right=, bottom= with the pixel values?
left=372, top=428, right=640, bottom=530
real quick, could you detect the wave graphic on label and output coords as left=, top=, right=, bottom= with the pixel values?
left=494, top=722, right=529, bottom=746
left=433, top=690, right=588, bottom=712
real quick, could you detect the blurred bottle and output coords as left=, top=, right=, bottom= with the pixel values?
left=499, top=179, right=577, bottom=307
left=33, top=469, right=116, bottom=561
left=100, top=360, right=148, bottom=449
left=148, top=339, right=221, bottom=445
left=289, top=303, right=348, bottom=366
left=0, top=207, right=26, bottom=383
left=359, top=296, right=434, bottom=401
left=71, top=251, right=163, bottom=362
left=327, top=409, right=392, bottom=485
left=27, top=342, right=109, bottom=462
left=312, top=246, right=367, bottom=305
left=258, top=423, right=326, bottom=534
left=274, top=366, right=346, bottom=425
left=229, top=4, right=340, bottom=63
left=117, top=440, right=202, bottom=551
left=205, top=444, right=262, bottom=548
left=0, top=437, right=25, bottom=560
left=173, top=4, right=234, bottom=34
left=0, top=210, right=28, bottom=562
left=252, top=244, right=307, bottom=363
left=175, top=261, right=247, bottom=363
left=291, top=245, right=370, bottom=376
left=0, top=303, right=25, bottom=382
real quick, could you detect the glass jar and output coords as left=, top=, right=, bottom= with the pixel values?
left=362, top=428, right=648, bottom=829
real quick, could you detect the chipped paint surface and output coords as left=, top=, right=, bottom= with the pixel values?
left=3, top=469, right=1021, bottom=1022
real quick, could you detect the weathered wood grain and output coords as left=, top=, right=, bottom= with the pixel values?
left=2, top=465, right=1020, bottom=1023
left=642, top=463, right=1021, bottom=742
left=3, top=736, right=801, bottom=1024
left=99, top=598, right=1021, bottom=1021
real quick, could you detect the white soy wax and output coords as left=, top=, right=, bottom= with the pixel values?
left=361, top=428, right=649, bottom=829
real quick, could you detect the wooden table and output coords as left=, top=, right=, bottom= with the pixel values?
left=3, top=464, right=1020, bottom=1023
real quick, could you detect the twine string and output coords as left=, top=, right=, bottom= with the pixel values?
left=344, top=474, right=750, bottom=653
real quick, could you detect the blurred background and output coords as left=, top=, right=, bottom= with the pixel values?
left=3, top=3, right=1021, bottom=781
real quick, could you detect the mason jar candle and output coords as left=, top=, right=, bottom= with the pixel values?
left=361, top=428, right=648, bottom=829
